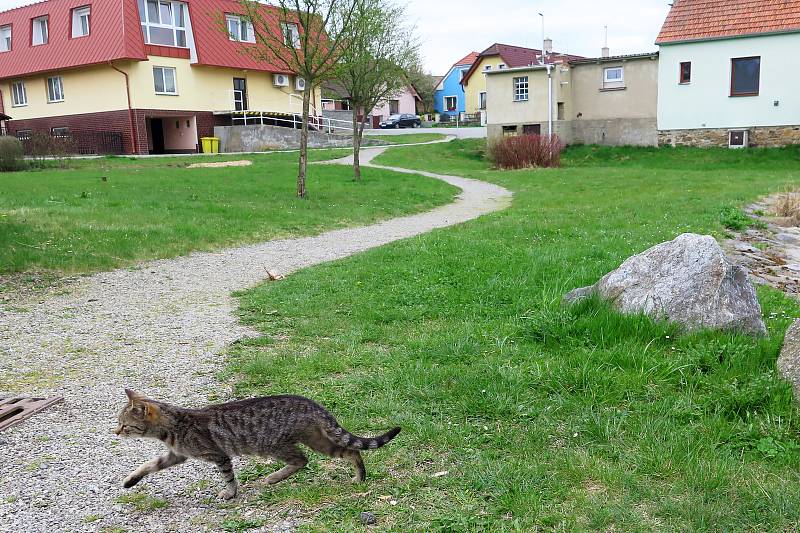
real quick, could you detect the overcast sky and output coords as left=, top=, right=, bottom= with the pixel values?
left=0, top=0, right=672, bottom=73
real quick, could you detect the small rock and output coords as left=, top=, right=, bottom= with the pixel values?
left=360, top=511, right=377, bottom=525
left=779, top=319, right=800, bottom=399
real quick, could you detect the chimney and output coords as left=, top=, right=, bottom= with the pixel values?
left=543, top=38, right=553, bottom=55
left=601, top=46, right=610, bottom=58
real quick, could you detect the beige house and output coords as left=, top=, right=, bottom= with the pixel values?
left=486, top=52, right=659, bottom=146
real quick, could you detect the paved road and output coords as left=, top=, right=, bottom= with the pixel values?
left=365, top=126, right=486, bottom=139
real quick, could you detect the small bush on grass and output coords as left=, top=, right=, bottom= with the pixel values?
left=489, top=134, right=564, bottom=169
left=0, top=136, right=27, bottom=171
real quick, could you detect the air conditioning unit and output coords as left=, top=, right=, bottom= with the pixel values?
left=295, top=77, right=307, bottom=91
left=729, top=129, right=749, bottom=149
left=273, top=74, right=289, bottom=87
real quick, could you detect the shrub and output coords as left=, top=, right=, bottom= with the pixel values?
left=27, top=132, right=75, bottom=168
left=489, top=134, right=564, bottom=169
left=0, top=136, right=27, bottom=171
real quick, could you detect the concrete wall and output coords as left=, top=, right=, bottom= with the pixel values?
left=571, top=118, right=658, bottom=146
left=658, top=33, right=800, bottom=131
left=322, top=109, right=372, bottom=129
left=215, top=125, right=387, bottom=152
left=571, top=57, right=658, bottom=120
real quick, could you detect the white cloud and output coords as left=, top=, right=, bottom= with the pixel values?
left=0, top=0, right=672, bottom=74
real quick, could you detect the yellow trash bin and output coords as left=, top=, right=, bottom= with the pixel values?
left=201, top=137, right=220, bottom=154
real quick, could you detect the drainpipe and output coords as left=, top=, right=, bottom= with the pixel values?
left=110, top=62, right=138, bottom=154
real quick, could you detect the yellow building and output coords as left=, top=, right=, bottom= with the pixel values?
left=461, top=42, right=580, bottom=116
left=0, top=0, right=321, bottom=154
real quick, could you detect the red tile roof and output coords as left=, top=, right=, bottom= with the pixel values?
left=0, top=0, right=146, bottom=80
left=461, top=43, right=583, bottom=86
left=454, top=51, right=479, bottom=66
left=656, top=0, right=800, bottom=44
left=0, top=0, right=301, bottom=80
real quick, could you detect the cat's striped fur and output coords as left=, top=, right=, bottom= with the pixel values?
left=115, top=389, right=400, bottom=500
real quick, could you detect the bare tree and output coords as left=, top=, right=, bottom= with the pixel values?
left=239, top=0, right=360, bottom=198
left=335, top=0, right=419, bottom=181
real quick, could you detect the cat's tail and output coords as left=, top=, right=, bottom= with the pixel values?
left=322, top=419, right=401, bottom=451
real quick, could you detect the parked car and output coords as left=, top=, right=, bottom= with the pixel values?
left=379, top=114, right=422, bottom=129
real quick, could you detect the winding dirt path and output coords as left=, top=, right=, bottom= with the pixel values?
left=0, top=144, right=512, bottom=533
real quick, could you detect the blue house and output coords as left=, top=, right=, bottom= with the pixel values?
left=434, top=52, right=479, bottom=117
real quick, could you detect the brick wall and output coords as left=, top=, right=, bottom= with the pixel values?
left=659, top=125, right=800, bottom=148
left=7, top=109, right=215, bottom=154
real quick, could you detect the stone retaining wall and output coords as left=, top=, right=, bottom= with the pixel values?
left=214, top=124, right=386, bottom=152
left=659, top=125, right=800, bottom=148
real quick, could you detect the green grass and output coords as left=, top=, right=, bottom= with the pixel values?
left=226, top=141, right=800, bottom=531
left=370, top=133, right=448, bottom=145
left=114, top=491, right=169, bottom=512
left=0, top=150, right=457, bottom=274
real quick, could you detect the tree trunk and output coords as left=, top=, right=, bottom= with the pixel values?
left=352, top=108, right=362, bottom=181
left=297, top=87, right=311, bottom=199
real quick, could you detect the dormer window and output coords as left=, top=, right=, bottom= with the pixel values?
left=32, top=16, right=48, bottom=46
left=226, top=15, right=255, bottom=43
left=281, top=22, right=299, bottom=48
left=0, top=25, right=10, bottom=52
left=72, top=6, right=91, bottom=38
left=138, top=0, right=188, bottom=48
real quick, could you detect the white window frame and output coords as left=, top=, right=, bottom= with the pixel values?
left=11, top=81, right=27, bottom=107
left=47, top=76, right=64, bottom=103
left=32, top=15, right=48, bottom=46
left=0, top=25, right=11, bottom=52
left=226, top=14, right=255, bottom=43
left=498, top=64, right=506, bottom=70
left=281, top=22, right=300, bottom=48
left=513, top=76, right=529, bottom=102
left=72, top=6, right=91, bottom=38
left=138, top=0, right=188, bottom=48
left=603, top=66, right=624, bottom=89
left=153, top=66, right=178, bottom=95
left=444, top=95, right=458, bottom=112
left=483, top=65, right=492, bottom=71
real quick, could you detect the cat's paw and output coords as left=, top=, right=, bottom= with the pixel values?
left=218, top=487, right=237, bottom=500
left=122, top=474, right=143, bottom=488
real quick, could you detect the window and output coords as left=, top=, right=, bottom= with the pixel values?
left=71, top=6, right=90, bottom=38
left=523, top=124, right=541, bottom=135
left=444, top=96, right=457, bottom=112
left=502, top=125, right=518, bottom=136
left=16, top=129, right=32, bottom=141
left=459, top=69, right=468, bottom=81
left=281, top=22, right=299, bottom=48
left=153, top=66, right=177, bottom=94
left=0, top=25, right=11, bottom=52
left=603, top=67, right=624, bottom=89
left=483, top=65, right=492, bottom=71
left=557, top=102, right=565, bottom=120
left=138, top=0, right=188, bottom=47
left=389, top=99, right=399, bottom=115
left=32, top=16, right=48, bottom=46
left=11, top=81, right=26, bottom=106
left=226, top=14, right=255, bottom=43
left=513, top=76, right=529, bottom=102
left=731, top=56, right=760, bottom=96
left=679, top=61, right=691, bottom=84
left=498, top=64, right=506, bottom=70
left=479, top=92, right=487, bottom=110
left=51, top=127, right=69, bottom=138
left=47, top=76, right=64, bottom=102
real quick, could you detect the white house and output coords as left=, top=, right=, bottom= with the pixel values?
left=656, top=0, right=800, bottom=147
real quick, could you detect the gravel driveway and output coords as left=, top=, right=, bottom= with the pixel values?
left=0, top=146, right=511, bottom=532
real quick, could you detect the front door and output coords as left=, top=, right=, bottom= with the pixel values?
left=233, top=78, right=248, bottom=111
left=151, top=119, right=165, bottom=154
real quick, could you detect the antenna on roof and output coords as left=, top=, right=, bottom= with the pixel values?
left=538, top=13, right=546, bottom=64
left=602, top=25, right=610, bottom=58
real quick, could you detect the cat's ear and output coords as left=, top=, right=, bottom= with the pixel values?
left=125, top=388, right=139, bottom=401
left=141, top=400, right=161, bottom=422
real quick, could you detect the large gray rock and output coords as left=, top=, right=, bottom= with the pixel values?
left=778, top=319, right=800, bottom=398
left=564, top=233, right=766, bottom=335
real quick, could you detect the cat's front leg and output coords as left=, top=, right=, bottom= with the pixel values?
left=123, top=451, right=187, bottom=488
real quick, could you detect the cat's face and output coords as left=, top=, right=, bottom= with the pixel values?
left=115, top=389, right=158, bottom=438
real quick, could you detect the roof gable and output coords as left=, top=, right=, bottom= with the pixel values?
left=435, top=51, right=479, bottom=90
left=461, top=43, right=583, bottom=86
left=657, top=0, right=800, bottom=44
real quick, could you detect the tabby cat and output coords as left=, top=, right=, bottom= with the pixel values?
left=115, top=389, right=400, bottom=500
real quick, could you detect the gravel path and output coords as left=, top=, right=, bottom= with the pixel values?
left=0, top=145, right=511, bottom=533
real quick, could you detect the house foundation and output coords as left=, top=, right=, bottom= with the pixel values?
left=658, top=125, right=800, bottom=148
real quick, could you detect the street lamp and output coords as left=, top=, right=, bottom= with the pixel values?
left=539, top=12, right=553, bottom=139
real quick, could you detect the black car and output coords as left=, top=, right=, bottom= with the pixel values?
left=379, top=114, right=422, bottom=129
